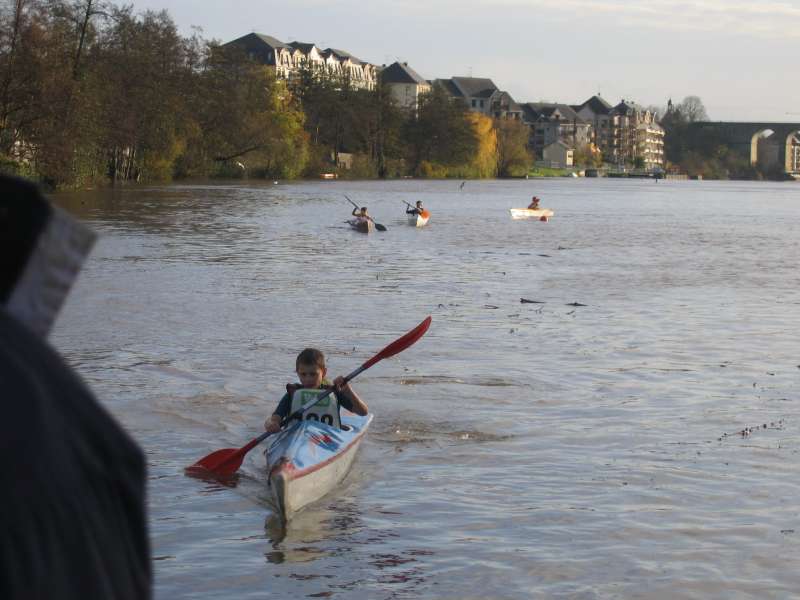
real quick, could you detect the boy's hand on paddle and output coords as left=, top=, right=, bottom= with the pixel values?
left=265, top=416, right=281, bottom=433
left=333, top=376, right=351, bottom=394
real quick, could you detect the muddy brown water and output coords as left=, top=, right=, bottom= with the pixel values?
left=52, top=178, right=800, bottom=598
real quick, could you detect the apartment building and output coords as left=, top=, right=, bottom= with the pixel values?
left=222, top=33, right=377, bottom=90
left=431, top=77, right=523, bottom=120
left=521, top=103, right=591, bottom=158
left=575, top=95, right=664, bottom=170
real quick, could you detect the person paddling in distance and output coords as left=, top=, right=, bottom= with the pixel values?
left=528, top=196, right=541, bottom=209
left=406, top=200, right=425, bottom=216
left=265, top=348, right=368, bottom=434
left=352, top=206, right=374, bottom=223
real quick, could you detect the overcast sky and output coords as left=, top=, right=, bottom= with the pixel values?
left=126, top=0, right=799, bottom=121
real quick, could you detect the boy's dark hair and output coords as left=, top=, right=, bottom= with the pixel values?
left=296, top=348, right=326, bottom=370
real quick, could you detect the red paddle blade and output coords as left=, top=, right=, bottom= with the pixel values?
left=362, top=316, right=432, bottom=370
left=185, top=447, right=244, bottom=478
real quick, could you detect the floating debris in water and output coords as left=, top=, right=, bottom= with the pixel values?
left=718, top=419, right=785, bottom=441
left=521, top=298, right=544, bottom=304
left=566, top=302, right=587, bottom=307
left=484, top=305, right=499, bottom=309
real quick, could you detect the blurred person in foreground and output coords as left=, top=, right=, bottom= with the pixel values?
left=0, top=175, right=151, bottom=599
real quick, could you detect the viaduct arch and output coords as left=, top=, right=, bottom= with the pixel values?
left=689, top=121, right=800, bottom=174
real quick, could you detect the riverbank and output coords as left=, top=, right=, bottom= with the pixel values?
left=12, top=165, right=796, bottom=194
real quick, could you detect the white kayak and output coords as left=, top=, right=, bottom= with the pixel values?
left=266, top=412, right=373, bottom=520
left=510, top=208, right=554, bottom=220
left=407, top=209, right=431, bottom=227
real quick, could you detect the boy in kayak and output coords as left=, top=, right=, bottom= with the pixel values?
left=528, top=196, right=540, bottom=209
left=406, top=200, right=424, bottom=215
left=264, top=348, right=368, bottom=433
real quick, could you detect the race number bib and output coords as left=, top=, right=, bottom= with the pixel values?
left=290, top=388, right=341, bottom=429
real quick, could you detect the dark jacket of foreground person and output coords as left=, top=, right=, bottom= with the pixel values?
left=0, top=175, right=151, bottom=599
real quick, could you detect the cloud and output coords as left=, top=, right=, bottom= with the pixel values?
left=559, top=0, right=800, bottom=36
left=382, top=0, right=800, bottom=37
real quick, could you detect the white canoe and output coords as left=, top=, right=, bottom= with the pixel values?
left=510, top=208, right=554, bottom=220
left=266, top=413, right=373, bottom=520
left=407, top=209, right=431, bottom=227
left=347, top=218, right=375, bottom=234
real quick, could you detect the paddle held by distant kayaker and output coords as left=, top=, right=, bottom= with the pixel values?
left=265, top=348, right=368, bottom=433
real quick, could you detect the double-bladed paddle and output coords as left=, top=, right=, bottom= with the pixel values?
left=345, top=195, right=387, bottom=231
left=186, top=316, right=432, bottom=478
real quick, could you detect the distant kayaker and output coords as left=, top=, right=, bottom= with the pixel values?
left=528, top=196, right=540, bottom=209
left=352, top=206, right=374, bottom=222
left=265, top=347, right=369, bottom=433
left=406, top=200, right=424, bottom=216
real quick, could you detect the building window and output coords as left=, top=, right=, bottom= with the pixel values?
left=471, top=99, right=476, bottom=107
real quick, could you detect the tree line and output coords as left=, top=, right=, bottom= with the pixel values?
left=3, top=2, right=770, bottom=188
left=0, top=1, right=532, bottom=189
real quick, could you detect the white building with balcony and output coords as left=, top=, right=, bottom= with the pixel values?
left=222, top=33, right=377, bottom=90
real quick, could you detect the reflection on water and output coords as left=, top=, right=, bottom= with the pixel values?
left=263, top=497, right=437, bottom=597
left=264, top=501, right=363, bottom=561
left=50, top=178, right=800, bottom=599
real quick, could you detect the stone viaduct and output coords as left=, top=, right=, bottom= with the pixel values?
left=688, top=121, right=800, bottom=174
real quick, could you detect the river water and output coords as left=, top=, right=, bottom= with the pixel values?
left=51, top=178, right=800, bottom=599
